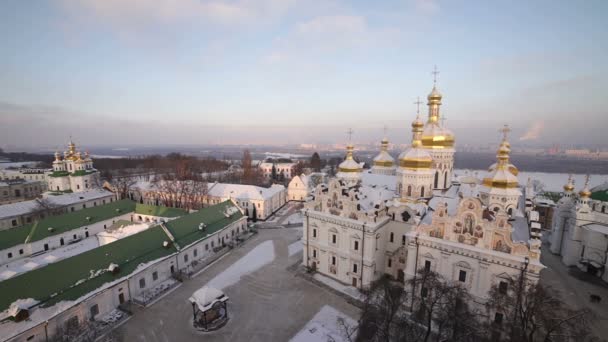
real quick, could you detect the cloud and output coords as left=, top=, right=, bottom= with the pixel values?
left=519, top=120, right=545, bottom=141
left=58, top=0, right=296, bottom=30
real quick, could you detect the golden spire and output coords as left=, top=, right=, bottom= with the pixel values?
left=579, top=175, right=591, bottom=198
left=496, top=125, right=512, bottom=169
left=482, top=125, right=518, bottom=189
left=427, top=65, right=442, bottom=124
left=563, top=174, right=575, bottom=192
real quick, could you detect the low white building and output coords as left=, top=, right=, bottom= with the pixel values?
left=548, top=177, right=608, bottom=283
left=205, top=182, right=286, bottom=220
left=0, top=189, right=115, bottom=230
left=288, top=175, right=309, bottom=201
left=0, top=201, right=246, bottom=342
left=259, top=159, right=296, bottom=180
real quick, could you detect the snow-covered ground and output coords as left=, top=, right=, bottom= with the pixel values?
left=0, top=238, right=99, bottom=280
left=97, top=222, right=151, bottom=245
left=455, top=169, right=607, bottom=193
left=288, top=240, right=303, bottom=256
left=285, top=212, right=303, bottom=224
left=290, top=305, right=357, bottom=342
left=207, top=240, right=275, bottom=290
left=313, top=273, right=365, bottom=301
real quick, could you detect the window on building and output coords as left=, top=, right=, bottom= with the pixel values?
left=19, top=249, right=23, bottom=255
left=11, top=220, right=17, bottom=227
left=7, top=252, right=12, bottom=258
left=331, top=256, right=336, bottom=265
left=332, top=234, right=337, bottom=244
left=139, top=278, right=146, bottom=288
left=77, top=185, right=80, bottom=190
left=90, top=304, right=99, bottom=318
left=313, top=249, right=317, bottom=258
left=205, top=244, right=209, bottom=251
left=184, top=254, right=189, bottom=262
left=85, top=231, right=89, bottom=238
left=313, top=229, right=317, bottom=238
left=424, top=260, right=431, bottom=271
left=82, top=204, right=86, bottom=208
left=193, top=248, right=198, bottom=257
left=402, top=235, right=406, bottom=246
left=60, top=238, right=65, bottom=246
left=494, top=312, right=503, bottom=325
left=353, top=264, right=358, bottom=273
left=390, top=232, right=394, bottom=243
left=499, top=281, right=508, bottom=294
left=152, top=271, right=158, bottom=281
left=354, top=240, right=359, bottom=251
left=71, top=207, right=75, bottom=212
left=44, top=244, right=49, bottom=251
left=73, top=234, right=77, bottom=240
left=458, top=270, right=467, bottom=282
left=26, top=217, right=32, bottom=223
left=388, top=258, right=392, bottom=267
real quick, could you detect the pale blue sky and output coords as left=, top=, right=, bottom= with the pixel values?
left=0, top=0, right=607, bottom=148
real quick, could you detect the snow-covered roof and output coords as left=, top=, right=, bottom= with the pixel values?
left=189, top=286, right=228, bottom=311
left=361, top=171, right=397, bottom=191
left=207, top=182, right=285, bottom=201
left=583, top=223, right=608, bottom=235
left=0, top=189, right=113, bottom=220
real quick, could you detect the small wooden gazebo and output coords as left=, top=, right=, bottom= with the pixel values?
left=188, top=286, right=229, bottom=331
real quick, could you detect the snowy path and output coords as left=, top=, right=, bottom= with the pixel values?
left=206, top=240, right=275, bottom=290
left=288, top=240, right=303, bottom=256
left=290, top=305, right=357, bottom=342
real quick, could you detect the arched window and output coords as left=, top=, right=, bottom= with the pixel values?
left=434, top=171, right=439, bottom=188
left=407, top=185, right=412, bottom=197
left=420, top=186, right=425, bottom=198
left=398, top=183, right=403, bottom=195
left=507, top=208, right=513, bottom=216
left=444, top=172, right=448, bottom=188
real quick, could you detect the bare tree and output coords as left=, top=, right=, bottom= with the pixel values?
left=484, top=273, right=598, bottom=342
left=154, top=157, right=208, bottom=211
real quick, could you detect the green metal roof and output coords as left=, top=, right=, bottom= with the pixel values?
left=134, top=203, right=187, bottom=218
left=164, top=200, right=244, bottom=248
left=0, top=226, right=178, bottom=312
left=0, top=199, right=136, bottom=250
left=591, top=190, right=608, bottom=202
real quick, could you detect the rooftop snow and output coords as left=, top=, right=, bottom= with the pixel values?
left=207, top=182, right=285, bottom=201
left=0, top=189, right=113, bottom=220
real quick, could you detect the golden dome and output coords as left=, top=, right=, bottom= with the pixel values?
left=563, top=174, right=575, bottom=192
left=399, top=116, right=433, bottom=170
left=578, top=175, right=591, bottom=198
left=373, top=138, right=395, bottom=167
left=483, top=128, right=519, bottom=189
left=427, top=86, right=442, bottom=103
left=420, top=123, right=455, bottom=149
left=339, top=144, right=363, bottom=173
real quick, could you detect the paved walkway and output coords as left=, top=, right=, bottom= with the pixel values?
left=116, top=228, right=359, bottom=342
left=540, top=243, right=608, bottom=339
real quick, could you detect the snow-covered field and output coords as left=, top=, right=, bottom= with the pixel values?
left=313, top=273, right=365, bottom=301
left=455, top=169, right=607, bottom=192
left=207, top=240, right=275, bottom=290
left=288, top=240, right=302, bottom=256
left=290, top=305, right=357, bottom=342
left=0, top=238, right=99, bottom=280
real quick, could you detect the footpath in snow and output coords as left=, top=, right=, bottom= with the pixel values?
left=207, top=240, right=276, bottom=290
left=313, top=273, right=366, bottom=301
left=290, top=305, right=357, bottom=342
left=288, top=240, right=303, bottom=257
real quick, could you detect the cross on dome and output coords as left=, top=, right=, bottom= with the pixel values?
left=431, top=65, right=440, bottom=85
left=346, top=128, right=353, bottom=142
left=414, top=97, right=422, bottom=116
left=499, top=124, right=511, bottom=141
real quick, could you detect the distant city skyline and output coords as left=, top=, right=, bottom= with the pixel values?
left=1, top=0, right=607, bottom=148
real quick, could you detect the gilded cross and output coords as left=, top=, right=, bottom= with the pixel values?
left=431, top=65, right=440, bottom=85
left=413, top=97, right=422, bottom=116
left=499, top=124, right=511, bottom=141
left=346, top=128, right=353, bottom=142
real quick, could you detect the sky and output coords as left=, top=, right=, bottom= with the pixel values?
left=1, top=0, right=607, bottom=149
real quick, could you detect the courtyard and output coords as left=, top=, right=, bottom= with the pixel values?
left=116, top=224, right=359, bottom=342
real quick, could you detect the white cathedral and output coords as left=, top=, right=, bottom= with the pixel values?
left=302, top=80, right=544, bottom=305
left=47, top=140, right=100, bottom=192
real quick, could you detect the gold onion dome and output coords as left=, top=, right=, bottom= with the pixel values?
left=373, top=138, right=395, bottom=167
left=579, top=176, right=591, bottom=198
left=427, top=86, right=442, bottom=102
left=399, top=117, right=433, bottom=170
left=420, top=123, right=455, bottom=149
left=483, top=133, right=519, bottom=189
left=339, top=144, right=363, bottom=173
left=563, top=175, right=575, bottom=192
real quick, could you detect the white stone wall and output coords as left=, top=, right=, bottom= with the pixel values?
left=427, top=149, right=455, bottom=190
